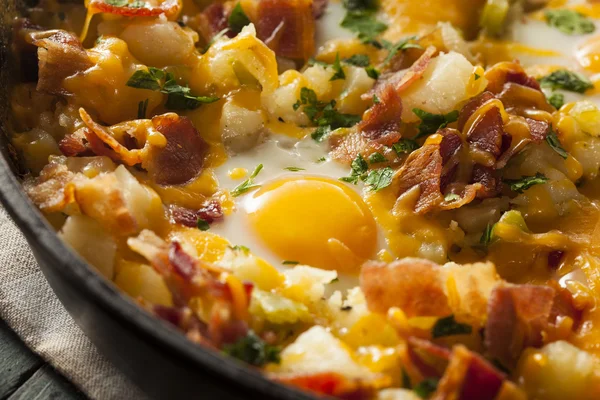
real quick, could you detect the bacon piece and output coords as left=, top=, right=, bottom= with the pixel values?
left=407, top=337, right=451, bottom=378
left=28, top=30, right=92, bottom=95
left=87, top=0, right=180, bottom=18
left=498, top=82, right=554, bottom=113
left=457, top=92, right=495, bottom=132
left=547, top=280, right=584, bottom=331
left=146, top=114, right=208, bottom=186
left=253, top=0, right=315, bottom=60
left=365, top=46, right=436, bottom=100
left=271, top=372, right=374, bottom=400
left=360, top=258, right=451, bottom=317
left=471, top=164, right=500, bottom=199
left=329, top=130, right=389, bottom=165
left=59, top=129, right=93, bottom=157
left=525, top=117, right=551, bottom=142
left=466, top=106, right=503, bottom=157
left=196, top=2, right=234, bottom=43
left=152, top=305, right=210, bottom=343
left=169, top=201, right=224, bottom=228
left=358, top=86, right=402, bottom=145
left=432, top=345, right=505, bottom=400
left=485, top=61, right=541, bottom=94
left=395, top=142, right=444, bottom=213
left=484, top=284, right=555, bottom=368
left=23, top=156, right=78, bottom=213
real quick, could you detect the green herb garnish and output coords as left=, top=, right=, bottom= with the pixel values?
left=197, top=218, right=210, bottom=231
left=431, top=314, right=472, bottom=338
left=546, top=129, right=568, bottom=159
left=413, top=378, right=439, bottom=399
left=222, top=330, right=281, bottom=367
left=365, top=167, right=393, bottom=191
left=480, top=223, right=494, bottom=246
left=330, top=53, right=346, bottom=81
left=547, top=92, right=565, bottom=109
left=545, top=9, right=596, bottom=35
left=231, top=164, right=263, bottom=197
left=413, top=108, right=459, bottom=138
left=444, top=193, right=461, bottom=203
left=105, top=0, right=128, bottom=6
left=505, top=173, right=549, bottom=193
left=228, top=3, right=251, bottom=34
left=282, top=260, right=299, bottom=265
left=539, top=69, right=594, bottom=93
left=230, top=245, right=250, bottom=253
left=392, top=139, right=419, bottom=155
left=383, top=36, right=422, bottom=65
left=341, top=10, right=388, bottom=43
left=284, top=167, right=305, bottom=172
left=368, top=152, right=386, bottom=164
left=137, top=99, right=149, bottom=119
left=344, top=54, right=370, bottom=67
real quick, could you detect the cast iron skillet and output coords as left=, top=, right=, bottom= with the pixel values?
left=0, top=1, right=320, bottom=398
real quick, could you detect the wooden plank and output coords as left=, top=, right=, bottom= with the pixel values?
left=8, top=364, right=86, bottom=400
left=0, top=318, right=43, bottom=399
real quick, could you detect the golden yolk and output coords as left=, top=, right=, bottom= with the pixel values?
left=577, top=36, right=600, bottom=73
left=245, top=177, right=378, bottom=273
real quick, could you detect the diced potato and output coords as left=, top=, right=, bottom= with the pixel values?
left=114, top=260, right=173, bottom=306
left=263, top=70, right=311, bottom=126
left=249, top=289, right=312, bottom=324
left=400, top=52, right=485, bottom=122
left=280, top=266, right=337, bottom=305
left=271, top=325, right=374, bottom=379
left=570, top=100, right=600, bottom=137
left=66, top=156, right=117, bottom=178
left=120, top=17, right=198, bottom=68
left=515, top=341, right=600, bottom=400
left=59, top=215, right=116, bottom=279
left=337, top=66, right=375, bottom=115
left=220, top=247, right=285, bottom=290
left=302, top=64, right=336, bottom=99
left=220, top=99, right=266, bottom=153
left=12, top=129, right=60, bottom=175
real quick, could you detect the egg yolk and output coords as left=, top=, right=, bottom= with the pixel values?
left=245, top=177, right=378, bottom=273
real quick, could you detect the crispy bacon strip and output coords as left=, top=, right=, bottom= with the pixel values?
left=484, top=284, right=555, bottom=368
left=146, top=114, right=209, bottom=185
left=196, top=2, right=234, bottom=43
left=485, top=62, right=541, bottom=94
left=169, top=201, right=224, bottom=228
left=23, top=157, right=78, bottom=213
left=525, top=117, right=551, bottom=142
left=432, top=345, right=505, bottom=400
left=407, top=337, right=451, bottom=378
left=59, top=128, right=93, bottom=157
left=365, top=46, right=436, bottom=100
left=252, top=0, right=315, bottom=60
left=88, top=0, right=180, bottom=18
left=358, top=86, right=402, bottom=145
left=271, top=372, right=375, bottom=400
left=360, top=258, right=452, bottom=317
left=27, top=30, right=92, bottom=95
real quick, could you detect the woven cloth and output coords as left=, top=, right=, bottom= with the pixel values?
left=0, top=207, right=147, bottom=399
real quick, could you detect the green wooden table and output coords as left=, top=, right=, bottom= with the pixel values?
left=0, top=318, right=86, bottom=399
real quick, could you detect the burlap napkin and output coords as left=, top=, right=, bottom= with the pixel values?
left=0, top=207, right=147, bottom=399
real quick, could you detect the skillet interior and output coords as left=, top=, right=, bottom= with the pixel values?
left=0, top=1, right=318, bottom=398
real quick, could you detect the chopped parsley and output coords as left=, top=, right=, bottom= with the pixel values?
left=330, top=53, right=346, bottom=81
left=344, top=54, right=370, bottom=67
left=505, top=173, right=549, bottom=193
left=222, top=330, right=281, bottom=367
left=231, top=164, right=263, bottom=197
left=282, top=260, right=299, bottom=265
left=130, top=0, right=144, bottom=7
left=383, top=36, right=422, bottom=65
left=546, top=129, right=568, bottom=159
left=340, top=10, right=388, bottom=43
left=413, top=378, right=439, bottom=399
left=293, top=87, right=361, bottom=142
left=342, top=0, right=377, bottom=10
left=392, top=139, right=419, bottom=155
left=413, top=108, right=459, bottom=138
left=316, top=156, right=327, bottom=163
left=340, top=154, right=368, bottom=184
left=196, top=218, right=210, bottom=231
left=480, top=223, right=494, bottom=246
left=365, top=66, right=380, bottom=79
left=474, top=73, right=481, bottom=80
left=284, top=167, right=305, bottom=171
left=137, top=99, right=149, bottom=119
left=127, top=69, right=219, bottom=110
left=431, top=315, right=472, bottom=338
left=401, top=368, right=412, bottom=389
left=372, top=94, right=380, bottom=104
left=444, top=193, right=461, bottom=203
left=539, top=69, right=594, bottom=93
left=545, top=9, right=596, bottom=35
left=228, top=3, right=251, bottom=34
left=365, top=167, right=393, bottom=191
left=547, top=92, right=565, bottom=109
left=368, top=152, right=386, bottom=164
